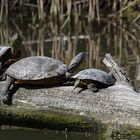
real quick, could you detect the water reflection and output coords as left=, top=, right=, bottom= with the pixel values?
left=0, top=128, right=103, bottom=140
left=28, top=22, right=140, bottom=92
left=0, top=128, right=138, bottom=140
left=0, top=19, right=140, bottom=92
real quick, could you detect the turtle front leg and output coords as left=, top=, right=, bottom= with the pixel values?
left=73, top=79, right=81, bottom=90
left=73, top=79, right=85, bottom=94
left=87, top=83, right=99, bottom=93
left=1, top=75, right=15, bottom=105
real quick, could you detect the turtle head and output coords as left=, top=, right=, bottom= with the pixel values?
left=68, top=52, right=85, bottom=73
left=10, top=33, right=22, bottom=58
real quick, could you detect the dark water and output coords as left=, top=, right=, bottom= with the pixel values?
left=0, top=128, right=137, bottom=140
left=0, top=128, right=103, bottom=140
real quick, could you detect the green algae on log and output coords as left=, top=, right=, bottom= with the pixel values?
left=0, top=103, right=107, bottom=133
left=0, top=81, right=140, bottom=137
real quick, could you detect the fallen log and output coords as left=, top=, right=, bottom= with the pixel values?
left=0, top=82, right=140, bottom=137
left=0, top=54, right=140, bottom=138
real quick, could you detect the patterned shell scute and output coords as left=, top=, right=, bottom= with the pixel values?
left=72, top=69, right=114, bottom=84
left=6, top=56, right=68, bottom=80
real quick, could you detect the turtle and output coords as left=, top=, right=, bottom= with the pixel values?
left=72, top=68, right=116, bottom=93
left=0, top=33, right=22, bottom=74
left=1, top=52, right=84, bottom=104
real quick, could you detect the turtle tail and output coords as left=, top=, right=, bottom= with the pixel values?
left=68, top=52, right=85, bottom=73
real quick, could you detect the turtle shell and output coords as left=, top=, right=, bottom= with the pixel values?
left=72, top=68, right=115, bottom=85
left=6, top=56, right=68, bottom=80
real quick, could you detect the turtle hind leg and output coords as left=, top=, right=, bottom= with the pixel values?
left=87, top=83, right=99, bottom=93
left=1, top=75, right=15, bottom=105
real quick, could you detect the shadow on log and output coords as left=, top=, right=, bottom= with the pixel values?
left=0, top=54, right=140, bottom=138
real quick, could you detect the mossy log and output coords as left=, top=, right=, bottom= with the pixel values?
left=0, top=81, right=140, bottom=137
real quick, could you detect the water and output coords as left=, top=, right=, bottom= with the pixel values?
left=0, top=128, right=103, bottom=140
left=0, top=128, right=137, bottom=140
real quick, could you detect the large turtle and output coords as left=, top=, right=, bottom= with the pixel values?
left=1, top=52, right=84, bottom=104
left=72, top=68, right=116, bottom=93
left=0, top=33, right=22, bottom=74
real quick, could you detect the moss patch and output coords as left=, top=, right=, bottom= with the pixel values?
left=0, top=103, right=107, bottom=134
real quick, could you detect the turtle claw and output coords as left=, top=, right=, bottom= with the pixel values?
left=3, top=98, right=12, bottom=105
left=91, top=88, right=99, bottom=93
left=87, top=83, right=99, bottom=93
left=1, top=94, right=12, bottom=105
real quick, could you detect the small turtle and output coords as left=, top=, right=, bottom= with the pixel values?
left=1, top=52, right=84, bottom=104
left=0, top=33, right=22, bottom=74
left=72, top=68, right=116, bottom=93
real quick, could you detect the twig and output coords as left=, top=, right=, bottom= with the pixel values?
left=108, top=0, right=139, bottom=17
left=132, top=14, right=140, bottom=24
left=60, top=16, right=70, bottom=30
